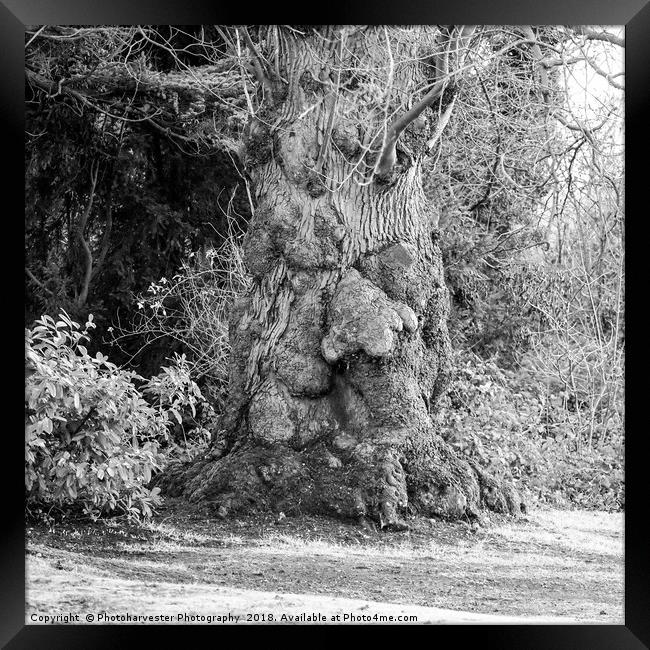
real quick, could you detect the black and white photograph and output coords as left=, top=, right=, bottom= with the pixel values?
left=18, top=19, right=633, bottom=635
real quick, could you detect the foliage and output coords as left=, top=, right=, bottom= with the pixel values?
left=424, top=28, right=624, bottom=511
left=110, top=213, right=251, bottom=413
left=436, top=350, right=624, bottom=510
left=25, top=26, right=250, bottom=372
left=441, top=222, right=550, bottom=363
left=141, top=353, right=216, bottom=461
left=25, top=312, right=167, bottom=521
left=25, top=312, right=213, bottom=523
left=424, top=27, right=624, bottom=373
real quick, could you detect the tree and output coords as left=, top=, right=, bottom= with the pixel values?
left=24, top=26, right=249, bottom=371
left=160, top=25, right=531, bottom=528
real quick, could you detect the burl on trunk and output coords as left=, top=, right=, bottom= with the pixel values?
left=161, top=27, right=523, bottom=528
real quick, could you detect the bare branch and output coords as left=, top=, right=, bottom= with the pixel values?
left=569, top=26, right=624, bottom=48
left=76, top=162, right=99, bottom=308
left=240, top=26, right=275, bottom=101
left=25, top=25, right=47, bottom=49
left=521, top=26, right=618, bottom=141
left=583, top=51, right=625, bottom=91
left=426, top=96, right=457, bottom=151
left=375, top=25, right=476, bottom=178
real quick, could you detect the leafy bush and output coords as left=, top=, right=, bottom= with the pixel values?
left=25, top=312, right=171, bottom=522
left=435, top=350, right=624, bottom=511
left=141, top=352, right=216, bottom=462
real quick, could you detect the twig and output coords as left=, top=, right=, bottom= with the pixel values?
left=25, top=25, right=47, bottom=49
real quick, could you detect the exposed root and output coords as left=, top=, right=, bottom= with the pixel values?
left=157, top=429, right=524, bottom=529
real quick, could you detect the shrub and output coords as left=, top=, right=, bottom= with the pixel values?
left=435, top=349, right=624, bottom=511
left=141, top=352, right=216, bottom=462
left=25, top=312, right=169, bottom=522
left=109, top=214, right=250, bottom=415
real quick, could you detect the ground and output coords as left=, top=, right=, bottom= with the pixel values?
left=26, top=500, right=623, bottom=625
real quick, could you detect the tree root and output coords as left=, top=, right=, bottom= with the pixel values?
left=156, top=432, right=525, bottom=528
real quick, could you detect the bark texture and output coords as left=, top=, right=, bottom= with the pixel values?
left=161, top=27, right=524, bottom=527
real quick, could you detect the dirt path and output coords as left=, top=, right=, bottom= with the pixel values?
left=26, top=502, right=623, bottom=624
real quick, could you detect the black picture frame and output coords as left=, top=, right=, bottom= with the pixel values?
left=5, top=1, right=647, bottom=647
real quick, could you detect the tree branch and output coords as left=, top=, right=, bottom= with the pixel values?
left=569, top=26, right=624, bottom=48
left=25, top=267, right=54, bottom=296
left=426, top=96, right=457, bottom=151
left=522, top=26, right=617, bottom=142
left=468, top=69, right=501, bottom=215
left=375, top=25, right=476, bottom=178
left=76, top=162, right=99, bottom=308
left=583, top=52, right=625, bottom=90
left=240, top=26, right=275, bottom=102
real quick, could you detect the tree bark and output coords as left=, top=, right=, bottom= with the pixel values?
left=161, top=27, right=523, bottom=527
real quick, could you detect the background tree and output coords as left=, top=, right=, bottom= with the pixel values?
left=25, top=26, right=251, bottom=372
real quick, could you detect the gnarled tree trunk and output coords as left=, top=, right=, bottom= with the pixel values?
left=162, top=26, right=523, bottom=528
